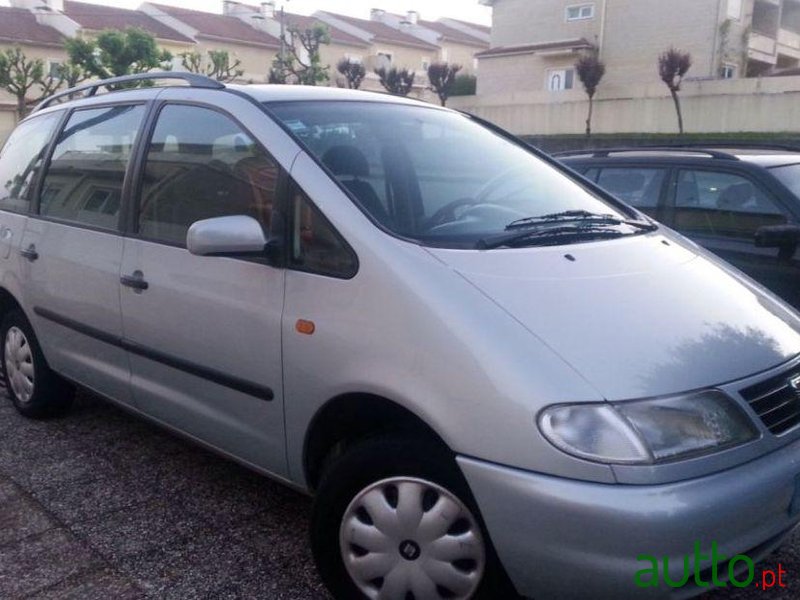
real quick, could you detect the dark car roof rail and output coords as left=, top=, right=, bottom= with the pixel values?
left=553, top=147, right=741, bottom=160
left=656, top=142, right=800, bottom=153
left=32, top=72, right=226, bottom=114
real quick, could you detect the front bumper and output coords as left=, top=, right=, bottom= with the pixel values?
left=458, top=438, right=800, bottom=599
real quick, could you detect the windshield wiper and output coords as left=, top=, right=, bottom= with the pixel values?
left=505, top=210, right=657, bottom=232
left=477, top=224, right=627, bottom=250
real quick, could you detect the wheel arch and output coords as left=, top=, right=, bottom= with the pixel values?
left=303, top=392, right=451, bottom=492
left=0, top=286, right=26, bottom=324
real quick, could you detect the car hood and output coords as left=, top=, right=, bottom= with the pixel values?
left=426, top=232, right=800, bottom=401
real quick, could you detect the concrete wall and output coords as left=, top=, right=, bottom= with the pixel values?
left=449, top=75, right=800, bottom=135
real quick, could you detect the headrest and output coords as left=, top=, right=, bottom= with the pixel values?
left=718, top=182, right=753, bottom=209
left=322, top=145, right=370, bottom=178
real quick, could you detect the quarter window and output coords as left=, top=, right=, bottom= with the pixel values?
left=566, top=4, right=595, bottom=21
left=673, top=170, right=786, bottom=239
left=0, top=112, right=60, bottom=213
left=137, top=105, right=279, bottom=246
left=39, top=105, right=145, bottom=230
left=289, top=182, right=356, bottom=278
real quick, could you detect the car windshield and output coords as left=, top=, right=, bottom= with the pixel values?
left=267, top=101, right=636, bottom=248
left=770, top=163, right=800, bottom=199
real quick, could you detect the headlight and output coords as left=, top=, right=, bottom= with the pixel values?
left=538, top=390, right=759, bottom=465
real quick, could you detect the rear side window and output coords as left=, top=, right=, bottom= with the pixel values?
left=137, top=104, right=279, bottom=246
left=673, top=169, right=786, bottom=238
left=0, top=112, right=61, bottom=213
left=39, top=105, right=145, bottom=230
left=596, top=167, right=666, bottom=209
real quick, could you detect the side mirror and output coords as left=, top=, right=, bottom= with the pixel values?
left=755, top=224, right=800, bottom=250
left=187, top=215, right=268, bottom=257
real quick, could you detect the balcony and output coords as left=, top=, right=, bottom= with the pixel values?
left=749, top=31, right=778, bottom=62
left=778, top=27, right=800, bottom=57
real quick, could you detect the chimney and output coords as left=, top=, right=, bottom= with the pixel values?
left=406, top=10, right=419, bottom=25
left=370, top=8, right=386, bottom=22
left=222, top=0, right=238, bottom=16
left=15, top=0, right=66, bottom=10
left=261, top=1, right=276, bottom=18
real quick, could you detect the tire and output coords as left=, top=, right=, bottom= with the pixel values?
left=1, top=309, right=74, bottom=419
left=311, top=435, right=516, bottom=600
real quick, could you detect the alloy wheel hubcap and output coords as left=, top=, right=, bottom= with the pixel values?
left=340, top=477, right=485, bottom=600
left=5, top=326, right=34, bottom=403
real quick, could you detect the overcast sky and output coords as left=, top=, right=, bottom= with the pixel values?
left=53, top=0, right=492, bottom=25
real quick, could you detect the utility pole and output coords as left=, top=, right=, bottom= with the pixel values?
left=280, top=4, right=286, bottom=66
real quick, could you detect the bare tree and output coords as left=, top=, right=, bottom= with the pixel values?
left=575, top=50, right=606, bottom=137
left=658, top=47, right=692, bottom=134
left=271, top=23, right=331, bottom=86
left=427, top=61, right=462, bottom=106
left=181, top=49, right=243, bottom=82
left=374, top=66, right=415, bottom=97
left=337, top=58, right=366, bottom=89
left=0, top=47, right=65, bottom=118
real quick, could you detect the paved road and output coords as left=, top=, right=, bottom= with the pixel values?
left=1, top=387, right=799, bottom=599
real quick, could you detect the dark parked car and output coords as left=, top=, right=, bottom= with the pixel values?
left=559, top=147, right=800, bottom=308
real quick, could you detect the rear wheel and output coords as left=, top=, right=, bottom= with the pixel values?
left=1, top=310, right=73, bottom=419
left=311, top=435, right=515, bottom=599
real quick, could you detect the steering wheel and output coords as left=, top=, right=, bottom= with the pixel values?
left=423, top=197, right=481, bottom=230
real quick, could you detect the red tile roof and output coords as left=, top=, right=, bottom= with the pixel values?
left=63, top=1, right=194, bottom=44
left=0, top=7, right=64, bottom=47
left=280, top=12, right=369, bottom=48
left=445, top=18, right=491, bottom=36
left=320, top=12, right=439, bottom=50
left=149, top=3, right=280, bottom=48
left=417, top=19, right=489, bottom=48
left=476, top=38, right=593, bottom=58
left=230, top=4, right=369, bottom=48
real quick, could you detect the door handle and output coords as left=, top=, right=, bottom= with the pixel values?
left=120, top=271, right=149, bottom=291
left=19, top=244, right=38, bottom=262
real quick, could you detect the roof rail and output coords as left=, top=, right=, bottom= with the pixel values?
left=33, top=72, right=226, bottom=114
left=657, top=142, right=800, bottom=153
left=553, top=147, right=740, bottom=161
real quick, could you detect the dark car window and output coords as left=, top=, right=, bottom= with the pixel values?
left=582, top=167, right=599, bottom=182
left=596, top=167, right=666, bottom=209
left=770, top=163, right=800, bottom=199
left=138, top=105, right=279, bottom=246
left=0, top=112, right=61, bottom=214
left=39, top=105, right=145, bottom=230
left=673, top=169, right=786, bottom=239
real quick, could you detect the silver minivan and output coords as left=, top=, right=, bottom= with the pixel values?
left=3, top=73, right=800, bottom=600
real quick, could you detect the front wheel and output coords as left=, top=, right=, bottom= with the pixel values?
left=1, top=309, right=73, bottom=419
left=311, top=436, right=514, bottom=600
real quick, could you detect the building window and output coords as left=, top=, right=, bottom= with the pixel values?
left=566, top=3, right=595, bottom=21
left=727, top=0, right=742, bottom=20
left=721, top=63, right=737, bottom=79
left=377, top=52, right=393, bottom=69
left=422, top=57, right=431, bottom=71
left=547, top=68, right=575, bottom=91
left=47, top=60, right=62, bottom=78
